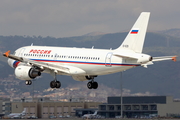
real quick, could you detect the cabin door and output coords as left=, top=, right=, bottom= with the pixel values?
left=105, top=52, right=113, bottom=67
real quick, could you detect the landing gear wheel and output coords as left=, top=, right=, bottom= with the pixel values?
left=87, top=82, right=93, bottom=89
left=87, top=76, right=98, bottom=89
left=56, top=81, right=61, bottom=88
left=50, top=81, right=56, bottom=88
left=25, top=80, right=32, bottom=85
left=25, top=80, right=29, bottom=85
left=92, top=82, right=98, bottom=89
left=87, top=81, right=98, bottom=89
left=50, top=81, right=61, bottom=89
left=29, top=80, right=32, bottom=85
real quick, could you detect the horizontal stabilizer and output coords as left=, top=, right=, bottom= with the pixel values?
left=113, top=52, right=138, bottom=59
left=153, top=56, right=177, bottom=62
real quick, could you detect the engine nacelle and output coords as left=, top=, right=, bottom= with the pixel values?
left=15, top=66, right=41, bottom=80
left=137, top=54, right=152, bottom=64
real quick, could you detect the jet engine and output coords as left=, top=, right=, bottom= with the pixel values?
left=15, top=66, right=41, bottom=80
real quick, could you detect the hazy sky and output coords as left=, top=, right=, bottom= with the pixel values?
left=0, top=0, right=179, bottom=38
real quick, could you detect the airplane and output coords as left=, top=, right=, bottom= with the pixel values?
left=3, top=12, right=177, bottom=89
left=82, top=110, right=98, bottom=119
left=7, top=108, right=26, bottom=119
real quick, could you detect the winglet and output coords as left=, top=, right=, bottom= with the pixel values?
left=172, top=56, right=177, bottom=62
left=3, top=50, right=10, bottom=57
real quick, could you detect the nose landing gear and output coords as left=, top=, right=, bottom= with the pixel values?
left=25, top=80, right=32, bottom=85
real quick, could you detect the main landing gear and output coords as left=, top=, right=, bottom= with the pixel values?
left=50, top=72, right=61, bottom=89
left=87, top=76, right=98, bottom=89
left=50, top=80, right=61, bottom=88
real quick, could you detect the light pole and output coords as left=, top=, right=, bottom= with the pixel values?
left=120, top=72, right=123, bottom=118
left=32, top=79, right=36, bottom=101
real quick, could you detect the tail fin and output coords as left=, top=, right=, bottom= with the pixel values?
left=117, top=12, right=150, bottom=53
left=21, top=108, right=26, bottom=115
left=93, top=110, right=98, bottom=115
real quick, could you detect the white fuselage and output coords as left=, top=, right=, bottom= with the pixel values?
left=10, top=46, right=139, bottom=76
left=7, top=113, right=23, bottom=118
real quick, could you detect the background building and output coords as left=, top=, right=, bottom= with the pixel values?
left=11, top=98, right=101, bottom=118
left=98, top=96, right=180, bottom=118
left=0, top=98, right=11, bottom=117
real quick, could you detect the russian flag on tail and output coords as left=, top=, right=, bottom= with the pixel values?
left=130, top=30, right=139, bottom=34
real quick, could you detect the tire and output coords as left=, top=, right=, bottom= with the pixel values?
left=87, top=82, right=93, bottom=89
left=28, top=80, right=32, bottom=85
left=25, top=80, right=29, bottom=85
left=56, top=81, right=61, bottom=88
left=50, top=81, right=56, bottom=88
left=25, top=80, right=32, bottom=85
left=93, top=82, right=98, bottom=89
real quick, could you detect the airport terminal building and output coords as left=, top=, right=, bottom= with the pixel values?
left=2, top=96, right=180, bottom=118
left=98, top=96, right=180, bottom=118
left=11, top=98, right=100, bottom=118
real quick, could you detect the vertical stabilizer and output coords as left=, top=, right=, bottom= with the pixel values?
left=93, top=110, right=98, bottom=115
left=21, top=108, right=26, bottom=115
left=117, top=12, right=150, bottom=53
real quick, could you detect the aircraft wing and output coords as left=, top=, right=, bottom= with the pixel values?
left=152, top=56, right=177, bottom=62
left=3, top=51, right=85, bottom=75
left=24, top=58, right=70, bottom=74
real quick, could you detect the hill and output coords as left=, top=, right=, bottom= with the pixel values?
left=158, top=28, right=180, bottom=38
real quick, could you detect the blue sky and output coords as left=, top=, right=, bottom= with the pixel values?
left=0, top=0, right=179, bottom=37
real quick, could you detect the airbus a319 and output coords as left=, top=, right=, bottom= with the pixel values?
left=3, top=12, right=177, bottom=89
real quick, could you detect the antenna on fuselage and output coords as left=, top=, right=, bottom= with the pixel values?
left=31, top=43, right=34, bottom=46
